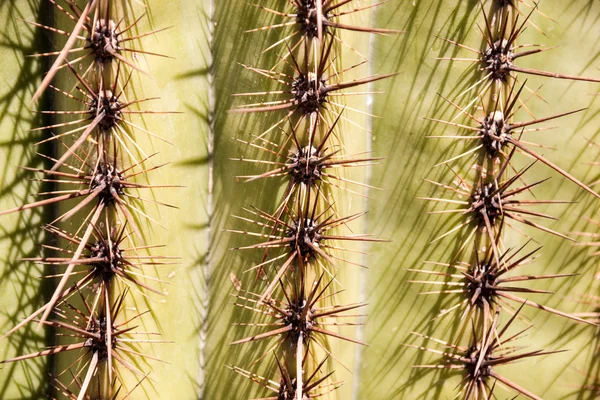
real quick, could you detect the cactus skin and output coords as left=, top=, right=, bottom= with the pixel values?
left=1, top=0, right=600, bottom=399
left=359, top=1, right=600, bottom=399
left=0, top=0, right=211, bottom=398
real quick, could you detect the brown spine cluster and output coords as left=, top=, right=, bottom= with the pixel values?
left=0, top=1, right=172, bottom=398
left=227, top=1, right=400, bottom=398
left=412, top=2, right=600, bottom=399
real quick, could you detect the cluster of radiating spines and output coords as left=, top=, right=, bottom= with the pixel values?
left=248, top=0, right=403, bottom=59
left=410, top=306, right=563, bottom=400
left=421, top=149, right=575, bottom=261
left=230, top=354, right=342, bottom=400
left=1, top=222, right=174, bottom=342
left=1, top=289, right=164, bottom=398
left=230, top=186, right=383, bottom=301
left=229, top=1, right=399, bottom=397
left=411, top=2, right=599, bottom=399
left=231, top=274, right=367, bottom=362
left=35, top=60, right=175, bottom=172
left=412, top=229, right=593, bottom=331
left=28, top=0, right=169, bottom=103
left=232, top=33, right=397, bottom=141
left=233, top=113, right=380, bottom=213
left=427, top=80, right=597, bottom=198
left=0, top=1, right=171, bottom=398
left=438, top=4, right=600, bottom=111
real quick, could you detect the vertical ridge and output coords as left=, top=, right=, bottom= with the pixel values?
left=353, top=1, right=377, bottom=397
left=197, top=0, right=215, bottom=397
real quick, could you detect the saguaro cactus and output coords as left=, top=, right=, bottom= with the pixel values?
left=0, top=1, right=600, bottom=399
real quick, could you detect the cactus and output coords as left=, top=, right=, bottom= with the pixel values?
left=0, top=0, right=599, bottom=399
